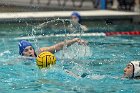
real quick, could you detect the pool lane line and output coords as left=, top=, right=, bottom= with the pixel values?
left=105, top=31, right=140, bottom=36
left=14, top=33, right=106, bottom=40
left=14, top=31, right=140, bottom=40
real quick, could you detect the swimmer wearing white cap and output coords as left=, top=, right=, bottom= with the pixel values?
left=123, top=61, right=140, bottom=79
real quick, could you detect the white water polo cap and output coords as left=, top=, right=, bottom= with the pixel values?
left=130, top=61, right=140, bottom=78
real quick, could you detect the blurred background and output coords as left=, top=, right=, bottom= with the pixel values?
left=0, top=0, right=139, bottom=34
left=0, top=0, right=139, bottom=12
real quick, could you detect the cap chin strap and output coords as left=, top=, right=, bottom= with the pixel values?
left=35, top=52, right=37, bottom=57
left=130, top=63, right=135, bottom=78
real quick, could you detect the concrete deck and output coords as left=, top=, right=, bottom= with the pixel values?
left=0, top=10, right=139, bottom=22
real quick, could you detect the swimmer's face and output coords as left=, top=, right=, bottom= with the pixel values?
left=124, top=63, right=134, bottom=78
left=71, top=16, right=79, bottom=24
left=22, top=46, right=36, bottom=57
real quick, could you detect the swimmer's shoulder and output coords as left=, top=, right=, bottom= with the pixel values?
left=80, top=25, right=88, bottom=31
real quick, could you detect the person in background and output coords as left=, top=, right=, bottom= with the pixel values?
left=63, top=0, right=75, bottom=7
left=111, top=0, right=119, bottom=9
left=46, top=0, right=61, bottom=6
left=30, top=0, right=40, bottom=4
left=117, top=0, right=134, bottom=10
left=94, top=0, right=100, bottom=8
left=69, top=11, right=88, bottom=32
left=79, top=0, right=95, bottom=8
left=134, top=0, right=140, bottom=12
left=123, top=61, right=140, bottom=79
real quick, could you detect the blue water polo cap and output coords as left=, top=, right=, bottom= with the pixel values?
left=18, top=40, right=32, bottom=55
left=71, top=11, right=81, bottom=23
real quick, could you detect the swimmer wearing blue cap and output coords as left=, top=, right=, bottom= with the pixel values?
left=71, top=11, right=82, bottom=24
left=18, top=38, right=88, bottom=78
left=18, top=38, right=87, bottom=57
left=123, top=61, right=140, bottom=79
left=70, top=11, right=88, bottom=32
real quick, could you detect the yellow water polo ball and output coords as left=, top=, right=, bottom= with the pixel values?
left=36, top=51, right=56, bottom=69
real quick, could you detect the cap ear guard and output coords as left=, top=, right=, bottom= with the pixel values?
left=130, top=61, right=140, bottom=78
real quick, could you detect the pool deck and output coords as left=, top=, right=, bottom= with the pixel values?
left=0, top=10, right=139, bottom=23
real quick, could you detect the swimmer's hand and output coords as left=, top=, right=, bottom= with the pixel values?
left=73, top=38, right=87, bottom=45
left=81, top=73, right=89, bottom=78
left=65, top=70, right=81, bottom=79
left=65, top=70, right=88, bottom=79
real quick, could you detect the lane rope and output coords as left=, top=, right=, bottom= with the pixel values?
left=14, top=31, right=140, bottom=40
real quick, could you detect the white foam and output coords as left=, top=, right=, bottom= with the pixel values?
left=0, top=50, right=11, bottom=56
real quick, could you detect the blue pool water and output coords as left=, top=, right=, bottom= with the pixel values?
left=0, top=20, right=140, bottom=93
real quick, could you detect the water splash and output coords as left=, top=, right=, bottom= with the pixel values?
left=31, top=19, right=92, bottom=58
left=18, top=19, right=93, bottom=80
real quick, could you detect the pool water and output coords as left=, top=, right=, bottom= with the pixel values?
left=0, top=20, right=140, bottom=93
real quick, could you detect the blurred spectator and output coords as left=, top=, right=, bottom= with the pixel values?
left=63, top=0, right=75, bottom=7
left=106, top=0, right=114, bottom=8
left=94, top=0, right=100, bottom=8
left=118, top=0, right=134, bottom=10
left=111, top=0, right=119, bottom=9
left=46, top=0, right=61, bottom=6
left=30, top=0, right=40, bottom=4
left=134, top=0, right=140, bottom=12
left=79, top=0, right=95, bottom=8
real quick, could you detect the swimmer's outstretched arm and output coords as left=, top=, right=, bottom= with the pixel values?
left=65, top=69, right=88, bottom=79
left=40, top=38, right=87, bottom=53
left=65, top=69, right=81, bottom=79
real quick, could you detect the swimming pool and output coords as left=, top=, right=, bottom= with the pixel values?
left=0, top=20, right=140, bottom=93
